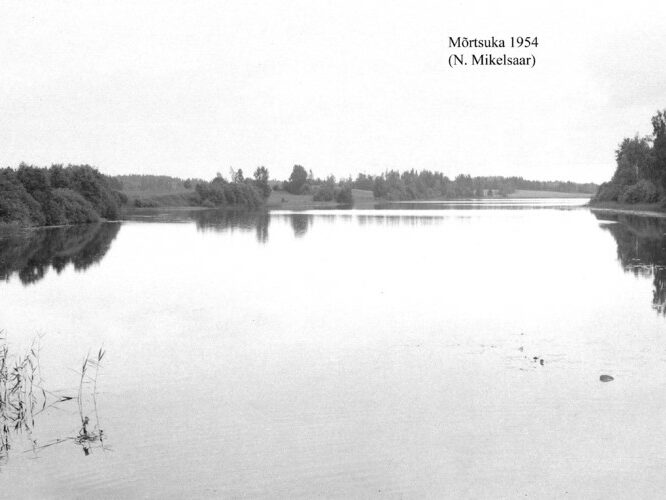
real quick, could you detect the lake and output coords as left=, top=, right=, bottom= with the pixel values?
left=2, top=199, right=666, bottom=498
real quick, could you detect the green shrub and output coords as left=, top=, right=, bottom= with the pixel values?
left=0, top=168, right=45, bottom=226
left=335, top=185, right=353, bottom=204
left=313, top=185, right=335, bottom=202
left=619, top=180, right=659, bottom=204
left=594, top=182, right=622, bottom=202
left=45, top=189, right=100, bottom=225
left=133, top=198, right=160, bottom=208
left=0, top=164, right=121, bottom=227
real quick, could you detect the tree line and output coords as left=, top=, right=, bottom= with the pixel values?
left=2, top=159, right=599, bottom=228
left=193, top=167, right=271, bottom=209
left=0, top=164, right=274, bottom=227
left=593, top=110, right=666, bottom=205
left=0, top=163, right=125, bottom=227
left=112, top=168, right=271, bottom=209
left=275, top=164, right=596, bottom=202
left=116, top=165, right=596, bottom=207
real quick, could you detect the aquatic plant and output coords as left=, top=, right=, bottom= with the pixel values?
left=0, top=333, right=106, bottom=463
left=74, top=348, right=106, bottom=455
left=0, top=334, right=43, bottom=463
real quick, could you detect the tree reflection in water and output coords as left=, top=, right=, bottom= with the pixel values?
left=192, top=210, right=271, bottom=244
left=595, top=211, right=666, bottom=313
left=289, top=213, right=312, bottom=237
left=0, top=223, right=121, bottom=286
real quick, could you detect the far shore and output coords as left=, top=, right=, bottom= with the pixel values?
left=2, top=189, right=602, bottom=231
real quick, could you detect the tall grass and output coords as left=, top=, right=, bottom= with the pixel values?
left=0, top=332, right=106, bottom=461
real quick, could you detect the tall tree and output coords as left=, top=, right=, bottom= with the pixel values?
left=285, top=165, right=308, bottom=194
left=253, top=166, right=271, bottom=199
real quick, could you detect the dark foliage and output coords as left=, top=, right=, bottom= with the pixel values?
left=0, top=168, right=46, bottom=226
left=133, top=198, right=160, bottom=208
left=0, top=164, right=123, bottom=227
left=592, top=110, right=666, bottom=205
left=312, top=184, right=335, bottom=202
left=195, top=175, right=264, bottom=209
left=335, top=184, right=353, bottom=204
left=351, top=170, right=596, bottom=201
left=312, top=176, right=336, bottom=202
left=252, top=166, right=271, bottom=199
left=283, top=165, right=309, bottom=194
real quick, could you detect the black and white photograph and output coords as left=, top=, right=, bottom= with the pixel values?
left=2, top=0, right=666, bottom=497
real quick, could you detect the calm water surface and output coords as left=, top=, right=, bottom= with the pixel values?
left=2, top=199, right=666, bottom=498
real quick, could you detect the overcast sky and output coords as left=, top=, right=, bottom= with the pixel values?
left=2, top=0, right=666, bottom=183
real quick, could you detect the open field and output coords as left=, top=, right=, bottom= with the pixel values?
left=507, top=190, right=593, bottom=198
left=266, top=189, right=374, bottom=209
left=123, top=190, right=198, bottom=207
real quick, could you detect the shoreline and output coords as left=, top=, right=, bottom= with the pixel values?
left=587, top=201, right=666, bottom=218
left=0, top=219, right=118, bottom=233
left=1, top=193, right=612, bottom=231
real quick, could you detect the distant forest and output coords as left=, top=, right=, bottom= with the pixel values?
left=593, top=109, right=666, bottom=205
left=118, top=167, right=597, bottom=207
left=276, top=164, right=596, bottom=201
left=1, top=161, right=597, bottom=228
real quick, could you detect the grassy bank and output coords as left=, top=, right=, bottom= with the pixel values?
left=507, top=189, right=591, bottom=198
left=266, top=189, right=375, bottom=209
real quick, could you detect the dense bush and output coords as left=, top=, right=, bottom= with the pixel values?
left=43, top=189, right=100, bottom=225
left=65, top=165, right=122, bottom=219
left=195, top=176, right=264, bottom=208
left=0, top=168, right=46, bottom=226
left=592, top=111, right=666, bottom=205
left=133, top=198, right=160, bottom=208
left=0, top=164, right=123, bottom=227
left=335, top=184, right=353, bottom=204
left=594, top=182, right=623, bottom=202
left=619, top=179, right=659, bottom=204
left=312, top=184, right=335, bottom=201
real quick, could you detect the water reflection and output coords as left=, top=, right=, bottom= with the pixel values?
left=121, top=202, right=590, bottom=247
left=594, top=211, right=666, bottom=313
left=289, top=214, right=312, bottom=238
left=0, top=223, right=121, bottom=286
left=192, top=210, right=271, bottom=244
left=0, top=206, right=601, bottom=288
